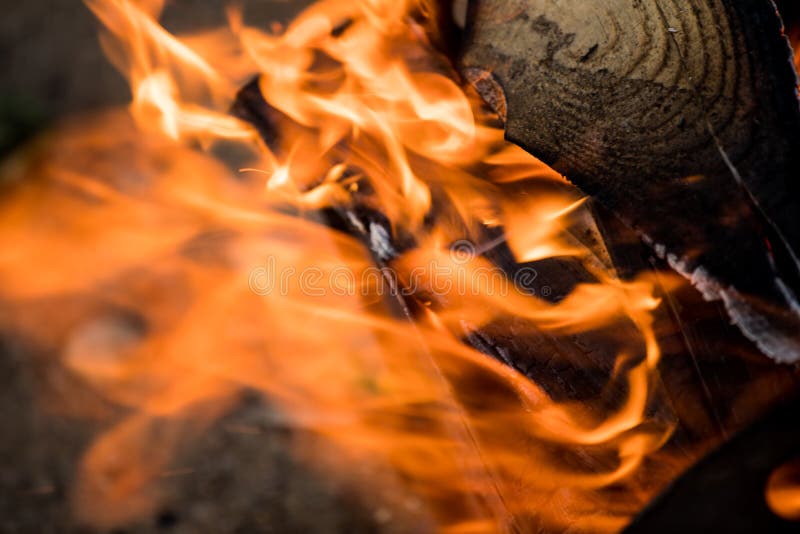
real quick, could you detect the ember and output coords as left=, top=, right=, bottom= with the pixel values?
left=768, top=458, right=800, bottom=522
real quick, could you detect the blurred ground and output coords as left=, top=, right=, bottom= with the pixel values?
left=0, top=337, right=411, bottom=533
left=0, top=0, right=314, bottom=154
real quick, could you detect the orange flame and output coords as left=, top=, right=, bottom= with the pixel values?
left=767, top=457, right=800, bottom=521
left=0, top=0, right=681, bottom=531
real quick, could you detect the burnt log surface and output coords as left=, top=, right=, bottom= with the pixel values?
left=625, top=392, right=800, bottom=534
left=460, top=0, right=800, bottom=363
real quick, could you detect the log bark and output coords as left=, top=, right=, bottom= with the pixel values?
left=459, top=0, right=800, bottom=363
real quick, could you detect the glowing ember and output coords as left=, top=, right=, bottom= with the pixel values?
left=0, top=0, right=680, bottom=531
left=767, top=458, right=800, bottom=521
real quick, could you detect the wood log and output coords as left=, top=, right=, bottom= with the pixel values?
left=593, top=199, right=800, bottom=444
left=459, top=0, right=800, bottom=363
left=625, top=392, right=800, bottom=533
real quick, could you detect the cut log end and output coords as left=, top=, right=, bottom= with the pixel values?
left=460, top=0, right=800, bottom=363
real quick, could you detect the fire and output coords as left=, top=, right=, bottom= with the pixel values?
left=0, top=0, right=681, bottom=531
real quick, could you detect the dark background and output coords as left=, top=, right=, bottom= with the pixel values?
left=0, top=0, right=315, bottom=156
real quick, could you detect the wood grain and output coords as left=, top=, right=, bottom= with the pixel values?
left=460, top=0, right=800, bottom=363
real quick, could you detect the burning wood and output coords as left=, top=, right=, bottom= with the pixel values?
left=460, top=0, right=800, bottom=364
left=0, top=0, right=797, bottom=532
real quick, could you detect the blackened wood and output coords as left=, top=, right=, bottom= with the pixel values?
left=624, top=392, right=800, bottom=533
left=460, top=0, right=800, bottom=363
left=594, top=198, right=800, bottom=436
